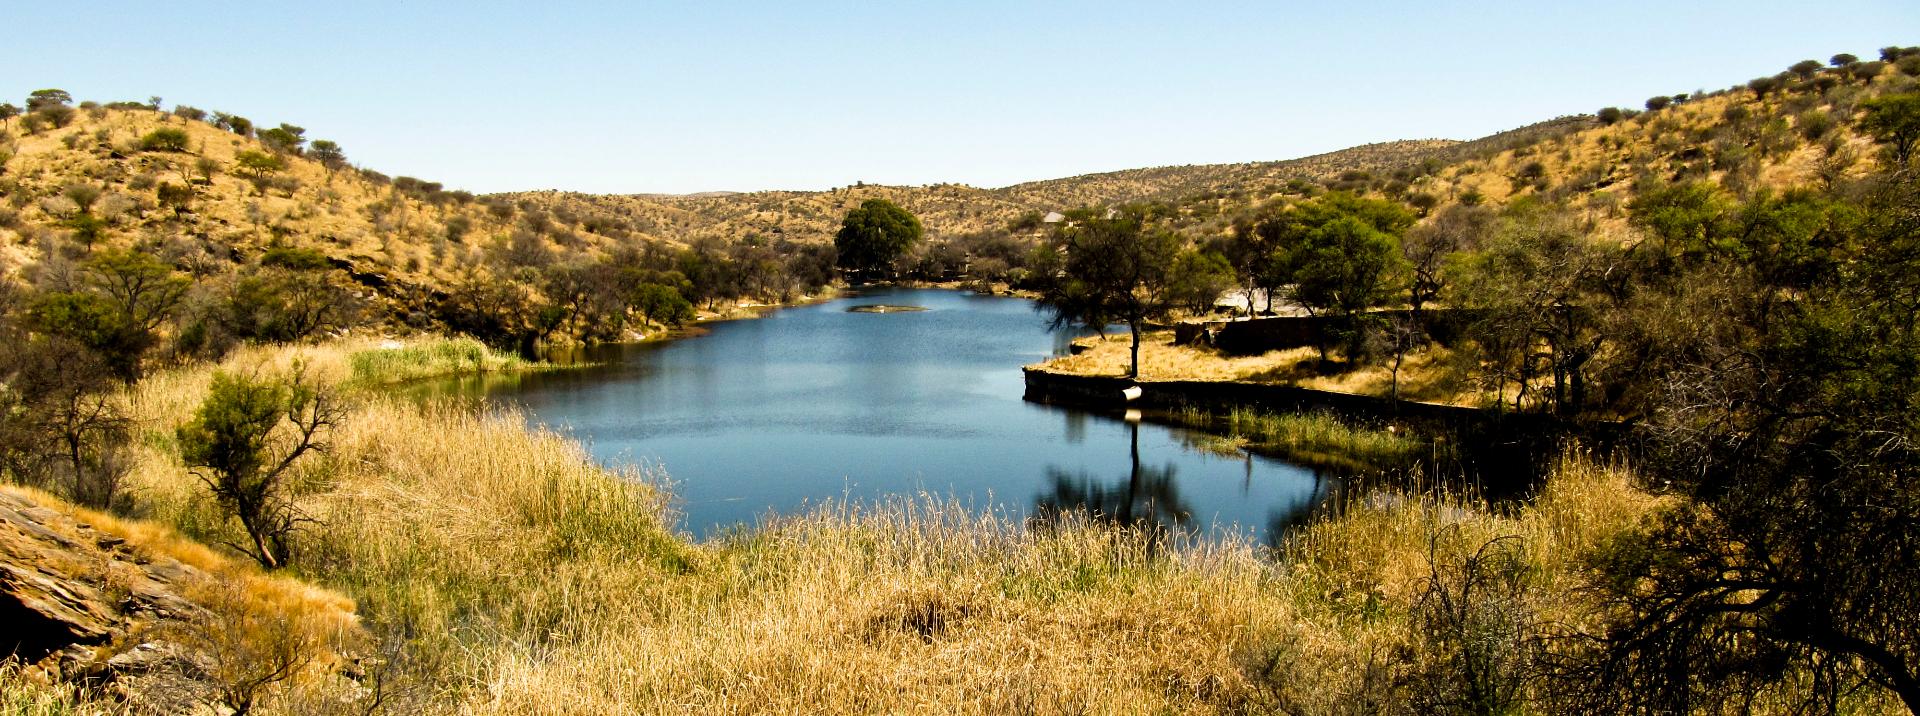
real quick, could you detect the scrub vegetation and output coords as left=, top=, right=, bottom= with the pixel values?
left=4, top=47, right=1920, bottom=714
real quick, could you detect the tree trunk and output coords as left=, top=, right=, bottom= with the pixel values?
left=1128, top=320, right=1142, bottom=379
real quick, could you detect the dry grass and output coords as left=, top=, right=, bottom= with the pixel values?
left=1044, top=331, right=1474, bottom=405
left=79, top=338, right=1704, bottom=713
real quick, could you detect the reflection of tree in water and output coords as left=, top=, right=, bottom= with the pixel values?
left=1033, top=423, right=1194, bottom=534
left=1265, top=472, right=1335, bottom=550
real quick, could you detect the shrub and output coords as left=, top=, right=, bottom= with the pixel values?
left=1799, top=109, right=1835, bottom=141
left=260, top=246, right=332, bottom=271
left=157, top=182, right=194, bottom=213
left=1596, top=107, right=1624, bottom=125
left=177, top=367, right=341, bottom=570
left=1644, top=95, right=1671, bottom=111
left=139, top=127, right=190, bottom=152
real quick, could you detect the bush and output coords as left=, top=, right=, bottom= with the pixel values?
left=260, top=246, right=332, bottom=271
left=177, top=367, right=341, bottom=569
left=1799, top=109, right=1835, bottom=141
left=1596, top=107, right=1623, bottom=125
left=139, top=127, right=190, bottom=152
left=1644, top=95, right=1671, bottom=111
left=157, top=182, right=194, bottom=213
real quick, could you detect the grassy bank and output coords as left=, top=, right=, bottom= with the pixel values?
left=29, top=337, right=1884, bottom=713
left=1168, top=405, right=1431, bottom=471
left=1044, top=331, right=1474, bottom=406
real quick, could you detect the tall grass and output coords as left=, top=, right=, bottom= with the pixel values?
left=1169, top=405, right=1428, bottom=470
left=91, top=339, right=1752, bottom=713
left=345, top=336, right=540, bottom=386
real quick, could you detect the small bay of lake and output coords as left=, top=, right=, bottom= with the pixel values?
left=440, top=288, right=1331, bottom=541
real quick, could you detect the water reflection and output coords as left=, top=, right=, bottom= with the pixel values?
left=1033, top=422, right=1194, bottom=533
left=433, top=288, right=1334, bottom=541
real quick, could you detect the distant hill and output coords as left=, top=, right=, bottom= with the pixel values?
left=0, top=50, right=1910, bottom=340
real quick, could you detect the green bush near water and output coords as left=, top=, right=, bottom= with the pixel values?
left=347, top=337, right=537, bottom=386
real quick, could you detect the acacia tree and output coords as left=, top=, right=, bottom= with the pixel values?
left=31, top=249, right=189, bottom=382
left=256, top=123, right=306, bottom=155
left=834, top=198, right=923, bottom=280
left=1562, top=174, right=1920, bottom=714
left=1862, top=93, right=1920, bottom=167
left=307, top=140, right=346, bottom=180
left=1447, top=205, right=1616, bottom=414
left=177, top=367, right=340, bottom=570
left=25, top=89, right=71, bottom=113
left=1034, top=209, right=1191, bottom=378
left=1402, top=203, right=1493, bottom=327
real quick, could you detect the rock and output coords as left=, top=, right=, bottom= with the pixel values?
left=0, top=489, right=229, bottom=708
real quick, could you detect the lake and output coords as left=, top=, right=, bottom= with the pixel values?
left=452, top=288, right=1331, bottom=541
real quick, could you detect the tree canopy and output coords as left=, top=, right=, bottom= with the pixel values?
left=833, top=198, right=923, bottom=277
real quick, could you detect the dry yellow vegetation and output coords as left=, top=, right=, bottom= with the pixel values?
left=22, top=337, right=1696, bottom=714
left=1044, top=331, right=1473, bottom=405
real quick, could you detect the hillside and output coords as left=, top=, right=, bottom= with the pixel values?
left=0, top=50, right=1913, bottom=356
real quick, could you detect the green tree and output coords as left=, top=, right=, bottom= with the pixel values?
left=25, top=89, right=71, bottom=113
left=0, top=103, right=17, bottom=130
left=1596, top=107, right=1624, bottom=125
left=232, top=151, right=285, bottom=195
left=1644, top=95, right=1671, bottom=111
left=1164, top=250, right=1234, bottom=314
left=256, top=123, right=306, bottom=154
left=1448, top=205, right=1617, bottom=413
left=156, top=182, right=194, bottom=214
left=1788, top=59, right=1823, bottom=78
left=1251, top=193, right=1414, bottom=361
left=30, top=249, right=189, bottom=382
left=1831, top=52, right=1860, bottom=67
left=1568, top=176, right=1920, bottom=713
left=307, top=140, right=346, bottom=179
left=1861, top=93, right=1920, bottom=166
left=1034, top=209, right=1184, bottom=378
left=177, top=368, right=339, bottom=570
left=233, top=150, right=284, bottom=177
left=630, top=283, right=694, bottom=328
left=215, top=269, right=361, bottom=343
left=834, top=198, right=923, bottom=278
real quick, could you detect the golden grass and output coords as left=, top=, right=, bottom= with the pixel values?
left=95, top=338, right=1696, bottom=713
left=1042, top=331, right=1474, bottom=405
left=0, top=660, right=115, bottom=716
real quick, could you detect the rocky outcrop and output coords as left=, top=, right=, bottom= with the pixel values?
left=0, top=488, right=360, bottom=713
left=0, top=489, right=218, bottom=708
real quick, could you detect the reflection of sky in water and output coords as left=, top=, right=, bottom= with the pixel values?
left=460, top=288, right=1327, bottom=541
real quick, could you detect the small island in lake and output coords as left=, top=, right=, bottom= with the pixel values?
left=847, top=304, right=929, bottom=313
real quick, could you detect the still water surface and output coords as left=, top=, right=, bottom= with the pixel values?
left=459, top=288, right=1329, bottom=541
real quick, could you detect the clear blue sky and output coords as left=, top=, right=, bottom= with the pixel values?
left=8, top=2, right=1914, bottom=194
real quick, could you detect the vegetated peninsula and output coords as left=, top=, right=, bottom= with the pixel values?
left=2, top=46, right=1920, bottom=714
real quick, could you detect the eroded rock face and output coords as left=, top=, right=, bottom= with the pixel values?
left=0, top=490, right=212, bottom=707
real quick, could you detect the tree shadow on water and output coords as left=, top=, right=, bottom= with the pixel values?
left=1031, top=423, right=1194, bottom=540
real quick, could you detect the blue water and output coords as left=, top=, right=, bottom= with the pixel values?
left=460, top=288, right=1329, bottom=541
